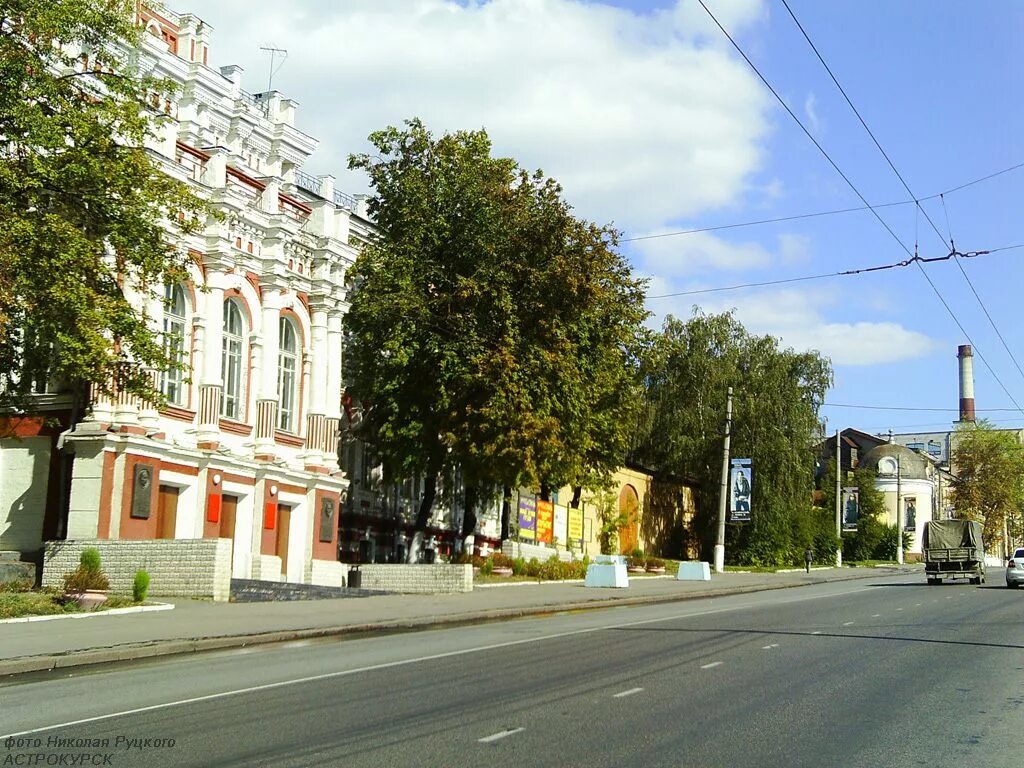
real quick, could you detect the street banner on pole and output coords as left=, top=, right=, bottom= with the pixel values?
left=842, top=487, right=859, bottom=530
left=730, top=458, right=752, bottom=522
left=518, top=495, right=536, bottom=541
left=536, top=500, right=554, bottom=544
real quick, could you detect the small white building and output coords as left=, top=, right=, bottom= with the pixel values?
left=861, top=442, right=944, bottom=558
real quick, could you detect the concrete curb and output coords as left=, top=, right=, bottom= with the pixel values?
left=0, top=602, right=174, bottom=624
left=0, top=568, right=912, bottom=678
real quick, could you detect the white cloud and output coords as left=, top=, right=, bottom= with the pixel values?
left=804, top=91, right=821, bottom=135
left=632, top=230, right=773, bottom=275
left=650, top=287, right=940, bottom=366
left=185, top=0, right=772, bottom=233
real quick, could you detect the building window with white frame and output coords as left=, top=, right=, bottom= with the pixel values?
left=220, top=299, right=245, bottom=420
left=160, top=283, right=189, bottom=405
left=277, top=316, right=298, bottom=431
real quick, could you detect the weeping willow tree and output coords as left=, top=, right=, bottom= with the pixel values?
left=631, top=310, right=832, bottom=566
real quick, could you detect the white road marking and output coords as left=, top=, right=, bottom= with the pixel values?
left=613, top=687, right=644, bottom=698
left=0, top=582, right=880, bottom=740
left=811, top=631, right=822, bottom=635
left=914, top=603, right=921, bottom=607
left=761, top=643, right=779, bottom=649
left=842, top=621, right=854, bottom=626
left=479, top=728, right=524, bottom=743
left=701, top=662, right=723, bottom=669
left=896, top=608, right=903, bottom=611
left=871, top=614, right=881, bottom=618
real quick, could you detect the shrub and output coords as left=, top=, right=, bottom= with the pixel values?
left=80, top=548, right=102, bottom=571
left=511, top=556, right=526, bottom=575
left=480, top=558, right=494, bottom=575
left=0, top=578, right=33, bottom=593
left=62, top=567, right=109, bottom=593
left=524, top=557, right=542, bottom=578
left=62, top=547, right=109, bottom=593
left=491, top=553, right=515, bottom=570
left=646, top=557, right=666, bottom=570
left=133, top=570, right=150, bottom=602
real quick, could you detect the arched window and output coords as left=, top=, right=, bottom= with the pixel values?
left=160, top=284, right=189, bottom=405
left=277, top=317, right=298, bottom=431
left=220, top=300, right=245, bottom=419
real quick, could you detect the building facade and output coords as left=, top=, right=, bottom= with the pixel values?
left=2, top=6, right=371, bottom=592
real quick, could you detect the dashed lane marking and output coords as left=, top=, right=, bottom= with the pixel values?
left=613, top=688, right=644, bottom=698
left=761, top=644, right=780, bottom=649
left=871, top=614, right=881, bottom=618
left=842, top=622, right=854, bottom=626
left=701, top=662, right=724, bottom=669
left=479, top=728, right=525, bottom=743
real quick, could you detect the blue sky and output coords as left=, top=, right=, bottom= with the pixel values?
left=187, top=0, right=1024, bottom=438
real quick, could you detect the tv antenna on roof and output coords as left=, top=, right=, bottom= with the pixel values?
left=259, top=45, right=288, bottom=91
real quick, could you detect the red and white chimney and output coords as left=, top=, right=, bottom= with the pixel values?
left=958, top=344, right=975, bottom=422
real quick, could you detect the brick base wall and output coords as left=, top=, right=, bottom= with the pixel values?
left=255, top=555, right=283, bottom=582
left=358, top=564, right=472, bottom=594
left=43, top=539, right=232, bottom=601
left=310, top=559, right=345, bottom=588
left=502, top=540, right=574, bottom=563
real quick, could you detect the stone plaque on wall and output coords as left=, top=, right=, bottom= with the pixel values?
left=319, top=498, right=335, bottom=543
left=130, top=464, right=153, bottom=519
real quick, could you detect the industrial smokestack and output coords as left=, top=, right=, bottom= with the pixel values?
left=958, top=344, right=975, bottom=422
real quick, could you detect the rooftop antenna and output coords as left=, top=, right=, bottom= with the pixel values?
left=259, top=45, right=288, bottom=91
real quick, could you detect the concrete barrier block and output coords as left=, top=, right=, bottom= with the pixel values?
left=585, top=562, right=628, bottom=588
left=676, top=561, right=711, bottom=581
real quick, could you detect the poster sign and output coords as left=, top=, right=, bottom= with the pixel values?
left=553, top=504, right=569, bottom=546
left=842, top=487, right=859, bottom=530
left=517, top=495, right=536, bottom=541
left=567, top=505, right=584, bottom=544
left=536, top=500, right=554, bottom=544
left=730, top=459, right=752, bottom=522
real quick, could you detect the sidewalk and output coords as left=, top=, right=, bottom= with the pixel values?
left=0, top=566, right=917, bottom=676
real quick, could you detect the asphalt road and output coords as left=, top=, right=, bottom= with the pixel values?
left=2, top=573, right=1022, bottom=768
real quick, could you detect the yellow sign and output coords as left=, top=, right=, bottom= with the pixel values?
left=567, top=505, right=584, bottom=541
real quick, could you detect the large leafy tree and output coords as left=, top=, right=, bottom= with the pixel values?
left=950, top=420, right=1024, bottom=553
left=0, top=0, right=207, bottom=407
left=631, top=310, right=832, bottom=566
left=345, top=119, right=647, bottom=547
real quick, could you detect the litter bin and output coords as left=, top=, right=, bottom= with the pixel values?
left=348, top=566, right=362, bottom=589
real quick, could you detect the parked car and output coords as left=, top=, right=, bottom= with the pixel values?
left=1006, top=548, right=1024, bottom=588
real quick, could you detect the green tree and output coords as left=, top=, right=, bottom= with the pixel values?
left=345, top=119, right=647, bottom=547
left=631, top=310, right=832, bottom=566
left=0, top=1, right=207, bottom=407
left=822, top=462, right=888, bottom=562
left=951, top=420, right=1024, bottom=552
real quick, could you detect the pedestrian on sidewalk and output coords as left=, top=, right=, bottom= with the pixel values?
left=804, top=547, right=813, bottom=573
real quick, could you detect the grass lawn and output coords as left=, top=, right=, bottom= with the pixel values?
left=0, top=591, right=142, bottom=620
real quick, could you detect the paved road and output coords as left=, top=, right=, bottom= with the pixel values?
left=2, top=573, right=1021, bottom=767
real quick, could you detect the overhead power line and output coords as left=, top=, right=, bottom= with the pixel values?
left=622, top=159, right=1024, bottom=244
left=644, top=245, right=1020, bottom=299
left=823, top=403, right=1022, bottom=413
left=696, top=0, right=1024, bottom=416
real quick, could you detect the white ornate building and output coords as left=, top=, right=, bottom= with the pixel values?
left=1, top=6, right=372, bottom=590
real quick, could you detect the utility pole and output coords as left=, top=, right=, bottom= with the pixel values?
left=835, top=429, right=842, bottom=567
left=896, top=454, right=904, bottom=565
left=714, top=386, right=733, bottom=574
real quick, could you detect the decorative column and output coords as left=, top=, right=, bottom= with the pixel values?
left=324, top=309, right=344, bottom=468
left=254, top=289, right=283, bottom=461
left=303, top=305, right=330, bottom=472
left=138, top=368, right=161, bottom=430
left=196, top=272, right=226, bottom=450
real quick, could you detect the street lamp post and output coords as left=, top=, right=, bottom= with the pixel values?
left=714, top=386, right=733, bottom=574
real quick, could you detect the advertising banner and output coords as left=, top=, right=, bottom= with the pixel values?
left=517, top=495, right=536, bottom=541
left=536, top=500, right=554, bottom=544
left=842, top=487, right=859, bottom=530
left=567, top=505, right=584, bottom=545
left=553, top=504, right=569, bottom=546
left=730, top=459, right=752, bottom=522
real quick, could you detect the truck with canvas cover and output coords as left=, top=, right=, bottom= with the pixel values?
left=922, top=519, right=985, bottom=584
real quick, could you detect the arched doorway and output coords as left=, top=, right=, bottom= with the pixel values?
left=618, top=485, right=640, bottom=554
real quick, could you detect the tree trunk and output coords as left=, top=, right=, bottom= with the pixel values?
left=539, top=484, right=551, bottom=502
left=569, top=486, right=582, bottom=509
left=461, top=484, right=479, bottom=540
left=409, top=474, right=437, bottom=563
left=500, top=486, right=512, bottom=541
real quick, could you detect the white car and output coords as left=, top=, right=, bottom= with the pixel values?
left=1006, top=548, right=1024, bottom=588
